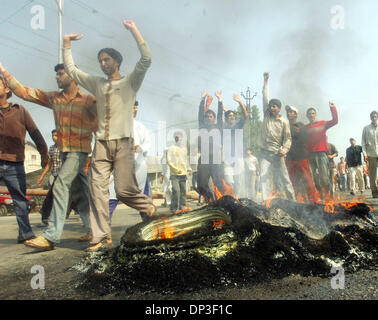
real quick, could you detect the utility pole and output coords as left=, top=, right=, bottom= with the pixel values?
left=241, top=87, right=257, bottom=148
left=57, top=0, right=64, bottom=63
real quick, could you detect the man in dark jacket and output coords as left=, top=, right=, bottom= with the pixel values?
left=346, top=138, right=364, bottom=195
left=197, top=90, right=224, bottom=203
left=0, top=76, right=48, bottom=243
left=285, top=105, right=319, bottom=202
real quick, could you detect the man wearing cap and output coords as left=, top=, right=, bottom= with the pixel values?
left=63, top=20, right=156, bottom=251
left=259, top=72, right=294, bottom=202
left=361, top=111, right=378, bottom=198
left=285, top=105, right=319, bottom=202
left=305, top=103, right=338, bottom=200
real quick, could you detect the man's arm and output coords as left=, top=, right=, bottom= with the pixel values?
left=36, top=158, right=52, bottom=186
left=361, top=127, right=368, bottom=162
left=215, top=91, right=223, bottom=128
left=0, top=62, right=51, bottom=108
left=280, top=120, right=292, bottom=156
left=233, top=94, right=248, bottom=119
left=325, top=102, right=338, bottom=129
left=198, top=91, right=207, bottom=127
left=262, top=72, right=270, bottom=116
left=167, top=148, right=181, bottom=174
left=63, top=34, right=98, bottom=94
left=23, top=108, right=49, bottom=167
left=124, top=21, right=152, bottom=92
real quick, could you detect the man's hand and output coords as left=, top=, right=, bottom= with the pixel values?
left=329, top=101, right=336, bottom=108
left=123, top=20, right=137, bottom=31
left=201, top=90, right=208, bottom=100
left=233, top=94, right=242, bottom=104
left=135, top=145, right=143, bottom=153
left=264, top=72, right=269, bottom=82
left=41, top=157, right=49, bottom=168
left=64, top=33, right=83, bottom=41
left=214, top=91, right=222, bottom=101
left=223, top=106, right=229, bottom=112
left=36, top=176, right=43, bottom=186
left=277, top=150, right=286, bottom=157
left=0, top=61, right=5, bottom=73
left=63, top=33, right=83, bottom=48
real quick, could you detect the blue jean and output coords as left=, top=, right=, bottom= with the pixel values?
left=0, top=160, right=34, bottom=241
left=43, top=152, right=90, bottom=243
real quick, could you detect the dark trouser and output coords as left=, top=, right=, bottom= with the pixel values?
left=170, top=175, right=187, bottom=211
left=0, top=160, right=34, bottom=241
left=40, top=176, right=57, bottom=223
left=197, top=163, right=224, bottom=203
left=308, top=152, right=331, bottom=199
left=191, top=172, right=202, bottom=203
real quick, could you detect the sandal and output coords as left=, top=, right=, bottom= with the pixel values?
left=85, top=237, right=112, bottom=252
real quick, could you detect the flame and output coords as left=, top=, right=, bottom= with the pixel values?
left=154, top=217, right=175, bottom=240
left=262, top=192, right=280, bottom=208
left=213, top=220, right=226, bottom=229
left=211, top=179, right=238, bottom=202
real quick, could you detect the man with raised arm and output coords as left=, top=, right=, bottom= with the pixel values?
left=305, top=101, right=338, bottom=200
left=259, top=72, right=294, bottom=202
left=197, top=90, right=224, bottom=203
left=63, top=20, right=156, bottom=251
left=0, top=62, right=95, bottom=251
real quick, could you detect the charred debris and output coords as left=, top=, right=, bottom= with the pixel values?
left=74, top=196, right=377, bottom=295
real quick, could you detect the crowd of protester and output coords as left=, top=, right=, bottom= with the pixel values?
left=0, top=20, right=377, bottom=252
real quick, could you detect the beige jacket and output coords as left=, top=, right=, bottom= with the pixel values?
left=63, top=42, right=151, bottom=141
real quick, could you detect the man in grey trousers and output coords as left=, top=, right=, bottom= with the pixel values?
left=63, top=20, right=156, bottom=251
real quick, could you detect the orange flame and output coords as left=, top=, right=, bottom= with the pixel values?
left=154, top=217, right=175, bottom=240
left=262, top=192, right=280, bottom=208
left=213, top=220, right=226, bottom=229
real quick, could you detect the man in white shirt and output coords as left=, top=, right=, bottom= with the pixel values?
left=245, top=148, right=260, bottom=200
left=361, top=111, right=378, bottom=198
left=167, top=132, right=191, bottom=214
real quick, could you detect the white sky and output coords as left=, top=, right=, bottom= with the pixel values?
left=1, top=0, right=378, bottom=160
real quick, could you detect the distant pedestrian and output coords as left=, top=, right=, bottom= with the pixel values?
left=346, top=138, right=364, bottom=195
left=167, top=132, right=191, bottom=214
left=337, top=157, right=347, bottom=191
left=244, top=148, right=259, bottom=200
